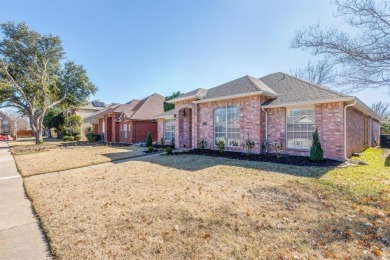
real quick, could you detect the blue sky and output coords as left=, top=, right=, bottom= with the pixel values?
left=1, top=0, right=386, bottom=106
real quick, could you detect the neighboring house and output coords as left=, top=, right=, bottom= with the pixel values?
left=0, top=111, right=10, bottom=134
left=85, top=93, right=165, bottom=143
left=67, top=101, right=107, bottom=119
left=155, top=72, right=381, bottom=161
left=68, top=101, right=107, bottom=134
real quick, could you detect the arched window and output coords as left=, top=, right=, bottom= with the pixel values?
left=214, top=106, right=240, bottom=146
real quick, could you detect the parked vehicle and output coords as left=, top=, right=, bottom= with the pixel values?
left=0, top=134, right=10, bottom=141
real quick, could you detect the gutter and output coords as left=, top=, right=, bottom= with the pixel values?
left=261, top=106, right=268, bottom=152
left=344, top=99, right=356, bottom=161
left=262, top=97, right=354, bottom=109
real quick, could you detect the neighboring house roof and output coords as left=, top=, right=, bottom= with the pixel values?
left=78, top=102, right=107, bottom=110
left=260, top=72, right=351, bottom=107
left=154, top=109, right=175, bottom=119
left=169, top=75, right=278, bottom=103
left=83, top=104, right=121, bottom=125
left=120, top=93, right=165, bottom=121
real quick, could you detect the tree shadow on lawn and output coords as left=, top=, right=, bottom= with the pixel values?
left=101, top=147, right=147, bottom=161
left=385, top=152, right=390, bottom=167
left=128, top=153, right=337, bottom=178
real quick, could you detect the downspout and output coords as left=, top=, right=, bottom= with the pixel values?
left=344, top=99, right=356, bottom=161
left=261, top=106, right=268, bottom=153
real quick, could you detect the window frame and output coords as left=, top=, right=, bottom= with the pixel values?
left=213, top=106, right=240, bottom=147
left=163, top=119, right=175, bottom=141
left=123, top=123, right=128, bottom=138
left=286, top=106, right=316, bottom=150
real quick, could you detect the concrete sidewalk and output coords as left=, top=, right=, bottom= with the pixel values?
left=0, top=141, right=51, bottom=259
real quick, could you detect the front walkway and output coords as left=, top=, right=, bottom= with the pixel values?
left=0, top=141, right=51, bottom=259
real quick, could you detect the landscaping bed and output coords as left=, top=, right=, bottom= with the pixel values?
left=173, top=149, right=342, bottom=167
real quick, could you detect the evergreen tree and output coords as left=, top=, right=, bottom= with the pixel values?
left=310, top=128, right=324, bottom=161
left=146, top=131, right=152, bottom=147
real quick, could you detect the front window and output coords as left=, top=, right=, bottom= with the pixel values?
left=214, top=106, right=240, bottom=146
left=164, top=119, right=175, bottom=141
left=102, top=120, right=105, bottom=134
left=286, top=107, right=315, bottom=149
left=123, top=123, right=127, bottom=138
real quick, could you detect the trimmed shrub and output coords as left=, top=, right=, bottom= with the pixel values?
left=147, top=146, right=154, bottom=153
left=160, top=137, right=165, bottom=147
left=165, top=146, right=173, bottom=155
left=241, top=135, right=255, bottom=154
left=216, top=139, right=225, bottom=153
left=146, top=132, right=152, bottom=147
left=63, top=135, right=71, bottom=141
left=86, top=132, right=101, bottom=142
left=74, top=135, right=82, bottom=141
left=171, top=137, right=175, bottom=148
left=197, top=138, right=208, bottom=149
left=68, top=135, right=75, bottom=141
left=310, top=128, right=324, bottom=161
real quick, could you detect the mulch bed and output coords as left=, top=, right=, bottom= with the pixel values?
left=172, top=149, right=342, bottom=167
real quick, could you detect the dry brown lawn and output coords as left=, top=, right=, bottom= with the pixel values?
left=8, top=137, right=64, bottom=147
left=24, top=150, right=389, bottom=259
left=15, top=145, right=145, bottom=176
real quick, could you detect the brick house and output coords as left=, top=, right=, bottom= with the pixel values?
left=0, top=111, right=10, bottom=134
left=84, top=93, right=164, bottom=143
left=155, top=73, right=381, bottom=161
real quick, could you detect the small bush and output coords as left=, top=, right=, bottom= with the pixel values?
left=160, top=137, right=165, bottom=147
left=171, top=137, right=175, bottom=148
left=68, top=135, right=75, bottom=141
left=86, top=132, right=100, bottom=142
left=310, top=128, right=324, bottom=161
left=241, top=135, right=255, bottom=154
left=216, top=139, right=226, bottom=153
left=74, top=135, right=82, bottom=141
left=63, top=135, right=71, bottom=141
left=165, top=146, right=173, bottom=155
left=147, top=146, right=154, bottom=153
left=197, top=138, right=208, bottom=149
left=146, top=132, right=152, bottom=147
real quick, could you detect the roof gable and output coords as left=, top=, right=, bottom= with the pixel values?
left=260, top=72, right=350, bottom=106
left=170, top=75, right=278, bottom=103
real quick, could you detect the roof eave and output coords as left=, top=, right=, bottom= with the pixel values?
left=262, top=97, right=354, bottom=109
left=193, top=91, right=265, bottom=104
left=154, top=115, right=175, bottom=119
left=166, top=95, right=198, bottom=104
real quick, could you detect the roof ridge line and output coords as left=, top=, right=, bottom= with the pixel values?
left=279, top=72, right=350, bottom=98
left=246, top=75, right=263, bottom=92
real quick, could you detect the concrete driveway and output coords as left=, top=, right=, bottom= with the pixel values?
left=0, top=141, right=51, bottom=259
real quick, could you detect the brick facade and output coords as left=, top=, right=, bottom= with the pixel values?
left=97, top=114, right=158, bottom=144
left=161, top=95, right=381, bottom=161
left=345, top=107, right=376, bottom=157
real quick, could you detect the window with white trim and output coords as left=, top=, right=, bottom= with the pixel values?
left=214, top=106, right=240, bottom=146
left=286, top=107, right=315, bottom=149
left=163, top=119, right=175, bottom=141
left=123, top=123, right=128, bottom=138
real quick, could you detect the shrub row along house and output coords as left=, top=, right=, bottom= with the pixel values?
left=84, top=93, right=164, bottom=143
left=154, top=72, right=381, bottom=161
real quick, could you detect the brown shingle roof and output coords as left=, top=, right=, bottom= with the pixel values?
left=260, top=72, right=350, bottom=106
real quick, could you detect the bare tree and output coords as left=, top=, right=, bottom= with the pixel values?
left=291, top=0, right=390, bottom=94
left=3, top=109, right=28, bottom=136
left=371, top=101, right=390, bottom=118
left=290, top=59, right=335, bottom=86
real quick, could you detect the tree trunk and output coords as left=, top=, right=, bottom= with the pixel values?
left=30, top=116, right=44, bottom=144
